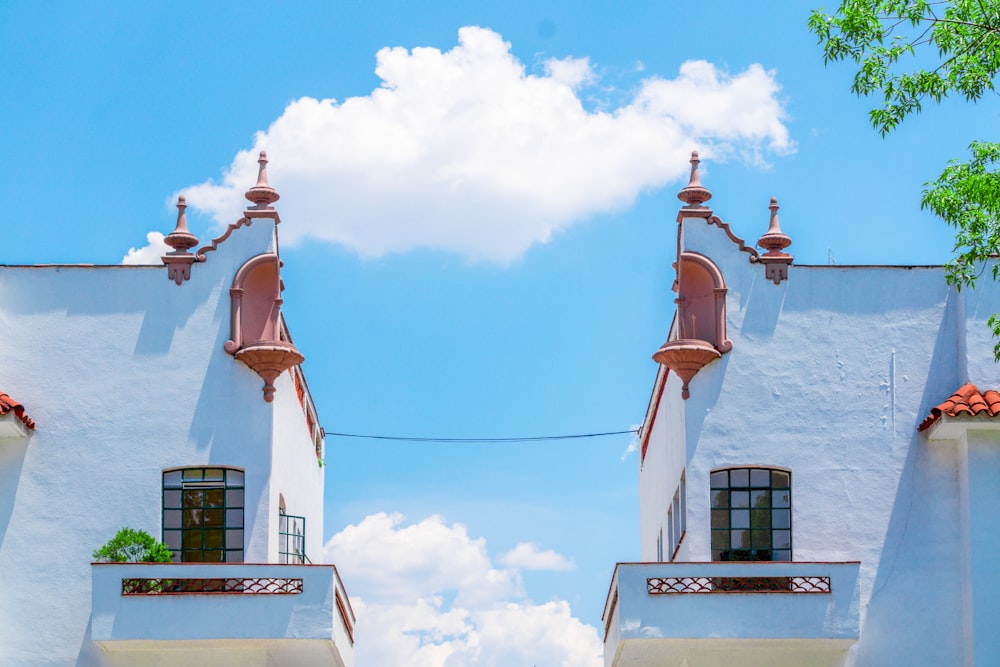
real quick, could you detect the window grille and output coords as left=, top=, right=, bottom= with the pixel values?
left=162, top=467, right=245, bottom=563
left=279, top=512, right=308, bottom=564
left=710, top=467, right=791, bottom=561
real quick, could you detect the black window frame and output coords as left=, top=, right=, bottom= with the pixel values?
left=710, top=466, right=791, bottom=562
left=162, top=467, right=245, bottom=563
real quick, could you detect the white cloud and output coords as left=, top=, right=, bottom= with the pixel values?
left=499, top=542, right=575, bottom=571
left=121, top=231, right=169, bottom=265
left=544, top=56, right=595, bottom=88
left=182, top=26, right=793, bottom=263
left=323, top=512, right=602, bottom=667
left=621, top=423, right=642, bottom=461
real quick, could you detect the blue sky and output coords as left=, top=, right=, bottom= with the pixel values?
left=3, top=1, right=997, bottom=664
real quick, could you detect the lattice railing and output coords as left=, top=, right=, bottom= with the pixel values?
left=121, top=577, right=303, bottom=595
left=647, top=576, right=831, bottom=594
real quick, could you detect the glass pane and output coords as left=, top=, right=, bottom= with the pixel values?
left=183, top=531, right=202, bottom=549
left=750, top=469, right=770, bottom=487
left=205, top=489, right=224, bottom=508
left=773, top=549, right=791, bottom=561
left=751, top=530, right=771, bottom=548
left=731, top=509, right=750, bottom=529
left=163, top=489, right=182, bottom=508
left=751, top=490, right=769, bottom=507
left=731, top=491, right=749, bottom=508
left=183, top=490, right=204, bottom=509
left=710, top=471, right=728, bottom=488
left=774, top=530, right=791, bottom=548
left=711, top=509, right=729, bottom=529
left=204, top=509, right=224, bottom=527
left=228, top=470, right=245, bottom=486
left=751, top=509, right=770, bottom=529
left=731, top=529, right=749, bottom=549
left=202, top=549, right=223, bottom=563
left=181, top=549, right=202, bottom=562
left=226, top=529, right=243, bottom=549
left=163, top=530, right=181, bottom=549
left=711, top=530, right=729, bottom=550
left=226, top=509, right=244, bottom=528
left=730, top=469, right=749, bottom=487
left=772, top=490, right=790, bottom=508
left=712, top=550, right=724, bottom=561
left=711, top=489, right=728, bottom=508
left=184, top=509, right=203, bottom=528
left=772, top=470, right=790, bottom=487
left=226, top=549, right=244, bottom=563
left=205, top=530, right=224, bottom=549
left=163, top=470, right=182, bottom=487
left=203, top=468, right=224, bottom=482
left=226, top=489, right=244, bottom=507
left=772, top=509, right=791, bottom=529
left=163, top=510, right=182, bottom=529
left=182, top=469, right=204, bottom=481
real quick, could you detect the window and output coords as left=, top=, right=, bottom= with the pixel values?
left=278, top=512, right=307, bottom=563
left=163, top=467, right=245, bottom=563
left=666, top=471, right=687, bottom=561
left=710, top=467, right=791, bottom=561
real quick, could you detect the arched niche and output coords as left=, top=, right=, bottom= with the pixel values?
left=675, top=251, right=731, bottom=353
left=224, top=253, right=303, bottom=402
left=653, top=252, right=731, bottom=400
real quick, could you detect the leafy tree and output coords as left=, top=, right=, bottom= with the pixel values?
left=809, top=1, right=1000, bottom=355
left=92, top=527, right=173, bottom=563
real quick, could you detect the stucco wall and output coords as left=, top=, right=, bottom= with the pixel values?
left=0, top=218, right=327, bottom=665
left=638, top=213, right=986, bottom=664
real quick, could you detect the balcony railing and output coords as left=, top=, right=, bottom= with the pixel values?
left=603, top=561, right=860, bottom=667
left=91, top=562, right=354, bottom=667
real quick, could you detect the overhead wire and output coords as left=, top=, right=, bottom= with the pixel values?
left=324, top=429, right=638, bottom=443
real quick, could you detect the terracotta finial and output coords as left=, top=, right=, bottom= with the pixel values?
left=756, top=197, right=793, bottom=285
left=245, top=151, right=280, bottom=207
left=163, top=196, right=199, bottom=251
left=162, top=195, right=200, bottom=285
left=758, top=197, right=792, bottom=254
left=677, top=151, right=712, bottom=207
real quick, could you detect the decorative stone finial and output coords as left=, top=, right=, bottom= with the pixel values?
left=758, top=197, right=792, bottom=254
left=757, top=197, right=793, bottom=285
left=164, top=196, right=199, bottom=251
left=677, top=151, right=712, bottom=207
left=162, top=196, right=200, bottom=285
left=244, top=151, right=280, bottom=208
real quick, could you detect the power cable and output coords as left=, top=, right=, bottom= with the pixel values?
left=324, top=429, right=638, bottom=443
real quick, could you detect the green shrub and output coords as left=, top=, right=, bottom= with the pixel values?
left=93, top=527, right=173, bottom=563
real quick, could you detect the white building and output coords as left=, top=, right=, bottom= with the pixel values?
left=0, top=154, right=354, bottom=666
left=602, top=154, right=1000, bottom=666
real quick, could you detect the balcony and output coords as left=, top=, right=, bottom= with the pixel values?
left=603, top=561, right=860, bottom=667
left=91, top=562, right=354, bottom=667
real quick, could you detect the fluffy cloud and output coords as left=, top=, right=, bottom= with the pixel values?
left=323, top=512, right=602, bottom=667
left=181, top=26, right=793, bottom=263
left=121, top=232, right=169, bottom=265
left=499, top=542, right=575, bottom=571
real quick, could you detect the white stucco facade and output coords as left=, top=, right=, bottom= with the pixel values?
left=0, top=166, right=353, bottom=666
left=605, top=160, right=1000, bottom=666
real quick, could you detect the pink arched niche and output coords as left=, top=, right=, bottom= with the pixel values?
left=224, top=253, right=282, bottom=354
left=225, top=253, right=304, bottom=402
left=653, top=251, right=731, bottom=400
left=674, top=251, right=731, bottom=353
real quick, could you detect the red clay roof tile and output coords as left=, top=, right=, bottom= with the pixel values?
left=918, top=383, right=1000, bottom=432
left=0, top=393, right=35, bottom=431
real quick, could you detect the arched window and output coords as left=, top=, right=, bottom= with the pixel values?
left=710, top=467, right=791, bottom=561
left=162, top=467, right=245, bottom=563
